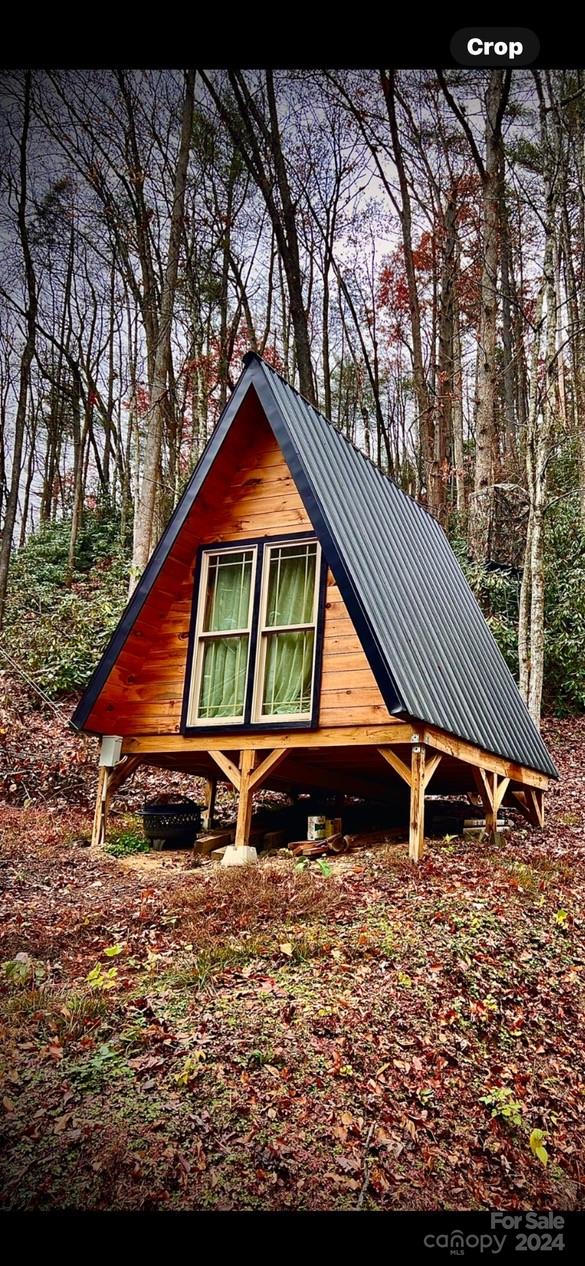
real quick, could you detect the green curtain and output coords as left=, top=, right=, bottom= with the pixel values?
left=203, top=551, right=252, bottom=631
left=262, top=629, right=315, bottom=715
left=263, top=545, right=317, bottom=715
left=198, top=552, right=252, bottom=718
left=266, top=543, right=316, bottom=627
left=199, top=635, right=249, bottom=718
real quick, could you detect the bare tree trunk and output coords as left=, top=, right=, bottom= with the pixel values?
left=519, top=74, right=560, bottom=725
left=199, top=69, right=316, bottom=404
left=437, top=190, right=458, bottom=519
left=381, top=70, right=435, bottom=507
left=131, top=69, right=195, bottom=586
left=438, top=69, right=510, bottom=554
left=452, top=273, right=466, bottom=516
left=0, top=73, right=37, bottom=629
left=500, top=178, right=518, bottom=466
left=18, top=403, right=37, bottom=548
left=469, top=72, right=509, bottom=558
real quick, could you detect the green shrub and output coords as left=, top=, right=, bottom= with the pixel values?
left=104, top=827, right=149, bottom=858
left=451, top=496, right=585, bottom=716
left=3, top=502, right=131, bottom=697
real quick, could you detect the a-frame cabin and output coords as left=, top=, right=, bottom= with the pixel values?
left=72, top=353, right=557, bottom=863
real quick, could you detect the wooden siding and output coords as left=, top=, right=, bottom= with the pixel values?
left=87, top=388, right=394, bottom=735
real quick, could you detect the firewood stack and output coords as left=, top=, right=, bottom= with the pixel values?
left=287, top=833, right=349, bottom=858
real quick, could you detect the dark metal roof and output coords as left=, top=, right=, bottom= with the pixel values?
left=72, top=352, right=557, bottom=779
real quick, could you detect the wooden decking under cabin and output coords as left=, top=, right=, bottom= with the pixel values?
left=91, top=722, right=548, bottom=862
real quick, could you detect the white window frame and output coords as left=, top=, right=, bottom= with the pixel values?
left=251, top=538, right=322, bottom=724
left=186, top=544, right=258, bottom=727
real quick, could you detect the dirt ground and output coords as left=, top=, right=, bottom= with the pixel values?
left=1, top=716, right=584, bottom=1212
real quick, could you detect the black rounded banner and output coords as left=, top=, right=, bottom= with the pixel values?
left=450, top=28, right=541, bottom=67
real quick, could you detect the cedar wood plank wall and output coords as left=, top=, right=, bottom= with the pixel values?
left=87, top=389, right=394, bottom=736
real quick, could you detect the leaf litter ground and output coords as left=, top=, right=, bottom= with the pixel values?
left=1, top=716, right=584, bottom=1211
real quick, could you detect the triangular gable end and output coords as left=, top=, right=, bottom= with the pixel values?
left=72, top=368, right=399, bottom=736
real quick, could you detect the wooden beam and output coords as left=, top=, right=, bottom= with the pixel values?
left=471, top=768, right=511, bottom=841
left=249, top=748, right=289, bottom=791
left=377, top=746, right=412, bottom=787
left=421, top=725, right=550, bottom=791
left=121, top=722, right=416, bottom=755
left=91, top=755, right=144, bottom=849
left=409, top=744, right=426, bottom=862
left=529, top=787, right=545, bottom=828
left=235, top=750, right=255, bottom=847
left=507, top=787, right=545, bottom=828
left=472, top=766, right=497, bottom=838
left=91, top=766, right=108, bottom=848
left=203, top=776, right=217, bottom=829
left=108, top=755, right=143, bottom=797
left=494, top=776, right=510, bottom=812
left=208, top=750, right=241, bottom=790
left=423, top=752, right=443, bottom=790
left=91, top=765, right=113, bottom=848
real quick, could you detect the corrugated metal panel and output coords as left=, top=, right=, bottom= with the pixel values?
left=252, top=356, right=557, bottom=779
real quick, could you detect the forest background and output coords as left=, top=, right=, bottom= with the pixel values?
left=1, top=67, right=584, bottom=739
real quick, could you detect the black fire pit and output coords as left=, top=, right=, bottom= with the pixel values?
left=142, top=797, right=203, bottom=850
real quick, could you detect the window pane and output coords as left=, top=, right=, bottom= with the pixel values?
left=266, top=543, right=317, bottom=627
left=203, top=551, right=253, bottom=632
left=262, top=630, right=314, bottom=716
left=198, top=635, right=249, bottom=718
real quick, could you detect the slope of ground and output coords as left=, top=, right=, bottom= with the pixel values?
left=0, top=718, right=584, bottom=1211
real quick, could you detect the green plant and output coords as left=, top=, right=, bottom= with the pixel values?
left=175, top=1051, right=206, bottom=1084
left=69, top=1042, right=131, bottom=1091
left=451, top=498, right=585, bottom=716
left=529, top=1128, right=549, bottom=1166
left=2, top=954, right=47, bottom=987
left=3, top=505, right=130, bottom=698
left=86, top=963, right=118, bottom=991
left=104, top=829, right=149, bottom=858
left=480, top=1086, right=524, bottom=1127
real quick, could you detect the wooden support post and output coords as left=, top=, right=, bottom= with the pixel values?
left=248, top=748, right=288, bottom=791
left=222, top=751, right=258, bottom=867
left=409, top=744, right=426, bottom=862
left=91, top=765, right=110, bottom=848
left=532, top=787, right=545, bottom=829
left=424, top=752, right=443, bottom=790
left=472, top=767, right=511, bottom=842
left=203, top=777, right=217, bottom=830
left=506, top=786, right=545, bottom=828
left=472, top=767, right=496, bottom=839
left=235, top=750, right=255, bottom=845
left=91, top=755, right=143, bottom=849
left=108, top=755, right=143, bottom=797
left=377, top=746, right=412, bottom=786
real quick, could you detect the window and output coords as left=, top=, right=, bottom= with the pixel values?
left=185, top=537, right=322, bottom=728
left=187, top=547, right=256, bottom=725
left=252, top=541, right=319, bottom=722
